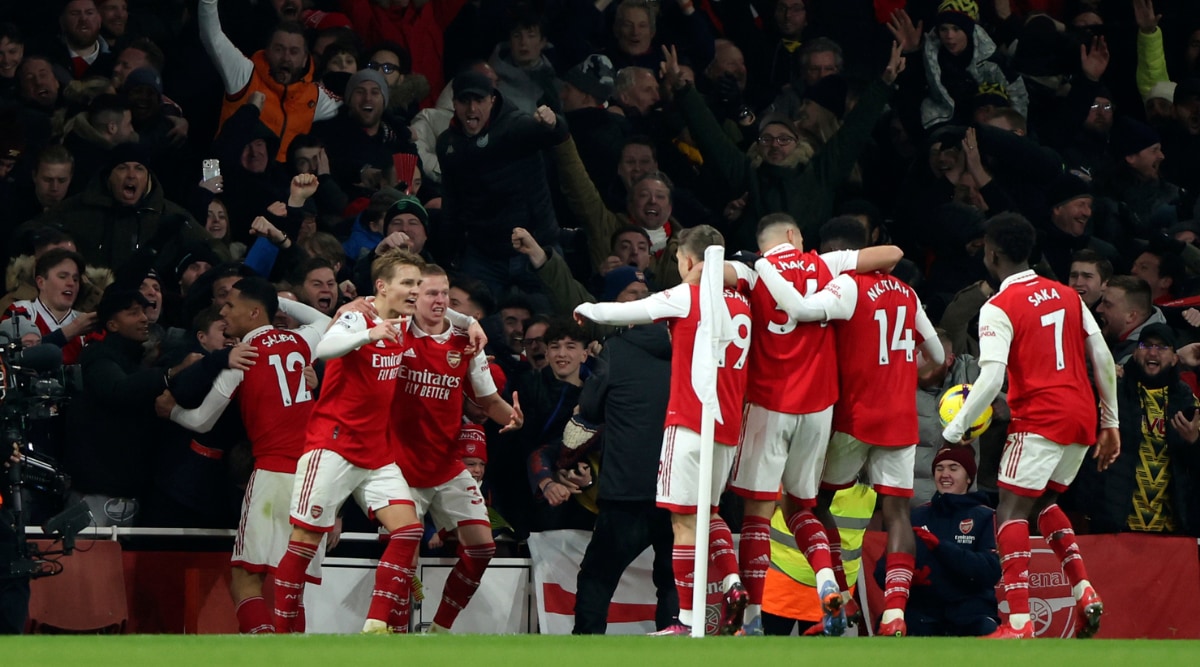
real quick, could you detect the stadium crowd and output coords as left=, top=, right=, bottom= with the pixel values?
left=2, top=0, right=1200, bottom=638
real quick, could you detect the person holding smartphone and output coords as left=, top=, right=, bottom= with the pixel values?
left=1073, top=322, right=1200, bottom=538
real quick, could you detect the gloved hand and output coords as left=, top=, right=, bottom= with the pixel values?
left=728, top=250, right=761, bottom=271
left=716, top=73, right=747, bottom=120
left=913, top=525, right=939, bottom=550
left=912, top=565, right=933, bottom=587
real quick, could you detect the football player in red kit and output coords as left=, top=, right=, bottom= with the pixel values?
left=272, top=251, right=490, bottom=634
left=755, top=217, right=943, bottom=637
left=575, top=225, right=752, bottom=636
left=156, top=277, right=330, bottom=634
left=725, top=213, right=902, bottom=635
left=942, top=214, right=1119, bottom=639
left=393, top=264, right=523, bottom=633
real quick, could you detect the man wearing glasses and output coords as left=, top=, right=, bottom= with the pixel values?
left=1073, top=323, right=1200, bottom=538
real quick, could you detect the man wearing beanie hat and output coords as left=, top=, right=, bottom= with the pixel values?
left=1038, top=172, right=1120, bottom=282
left=381, top=195, right=430, bottom=257
left=1106, top=117, right=1180, bottom=237
left=888, top=3, right=1028, bottom=129
left=877, top=445, right=1000, bottom=636
left=599, top=266, right=649, bottom=302
left=313, top=68, right=411, bottom=196
left=562, top=54, right=616, bottom=110
left=23, top=142, right=222, bottom=275
left=1071, top=321, right=1200, bottom=537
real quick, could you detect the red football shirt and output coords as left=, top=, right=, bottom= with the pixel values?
left=832, top=273, right=931, bottom=447
left=228, top=326, right=316, bottom=473
left=572, top=282, right=751, bottom=445
left=979, top=270, right=1099, bottom=446
left=657, top=284, right=752, bottom=446
left=305, top=312, right=407, bottom=469
left=736, top=246, right=856, bottom=414
left=392, top=320, right=497, bottom=488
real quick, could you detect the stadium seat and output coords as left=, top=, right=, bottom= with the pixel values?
left=26, top=540, right=128, bottom=634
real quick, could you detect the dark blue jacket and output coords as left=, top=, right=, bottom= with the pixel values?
left=877, top=492, right=1000, bottom=616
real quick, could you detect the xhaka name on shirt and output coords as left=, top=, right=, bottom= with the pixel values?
left=775, top=259, right=816, bottom=273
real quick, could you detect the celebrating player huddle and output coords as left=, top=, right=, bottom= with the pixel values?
left=158, top=211, right=1117, bottom=639
left=576, top=214, right=1117, bottom=639
left=158, top=250, right=522, bottom=635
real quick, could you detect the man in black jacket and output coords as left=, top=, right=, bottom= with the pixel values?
left=63, top=287, right=196, bottom=526
left=572, top=320, right=677, bottom=634
left=1075, top=323, right=1200, bottom=536
left=437, top=71, right=567, bottom=302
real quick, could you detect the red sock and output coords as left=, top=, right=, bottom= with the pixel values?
left=235, top=596, right=273, bottom=634
left=708, top=518, right=739, bottom=582
left=673, top=545, right=696, bottom=618
left=368, top=523, right=423, bottom=629
left=996, top=519, right=1032, bottom=617
left=432, top=541, right=494, bottom=629
left=739, top=516, right=771, bottom=604
left=828, top=536, right=849, bottom=592
left=273, top=540, right=317, bottom=633
left=787, top=509, right=833, bottom=573
left=883, top=551, right=914, bottom=612
left=1037, top=504, right=1089, bottom=589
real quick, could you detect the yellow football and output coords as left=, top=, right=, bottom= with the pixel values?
left=938, top=383, right=993, bottom=440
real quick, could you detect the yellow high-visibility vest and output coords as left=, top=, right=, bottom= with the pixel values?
left=762, top=485, right=876, bottom=622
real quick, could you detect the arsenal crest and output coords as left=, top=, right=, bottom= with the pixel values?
left=311, top=505, right=324, bottom=519
left=959, top=518, right=974, bottom=534
left=447, top=350, right=462, bottom=368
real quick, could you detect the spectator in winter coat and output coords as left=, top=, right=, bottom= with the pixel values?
left=879, top=446, right=1000, bottom=636
left=572, top=319, right=677, bottom=633
left=436, top=71, right=567, bottom=301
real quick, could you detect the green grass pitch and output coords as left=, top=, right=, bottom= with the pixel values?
left=3, top=635, right=1199, bottom=666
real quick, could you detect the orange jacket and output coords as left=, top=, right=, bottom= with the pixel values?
left=219, top=51, right=319, bottom=162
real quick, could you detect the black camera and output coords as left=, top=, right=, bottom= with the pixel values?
left=0, top=339, right=90, bottom=580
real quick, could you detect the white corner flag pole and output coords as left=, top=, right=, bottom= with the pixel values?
left=690, top=245, right=729, bottom=638
left=691, top=403, right=715, bottom=638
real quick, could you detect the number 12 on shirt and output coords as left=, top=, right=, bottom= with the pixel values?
left=268, top=351, right=313, bottom=407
